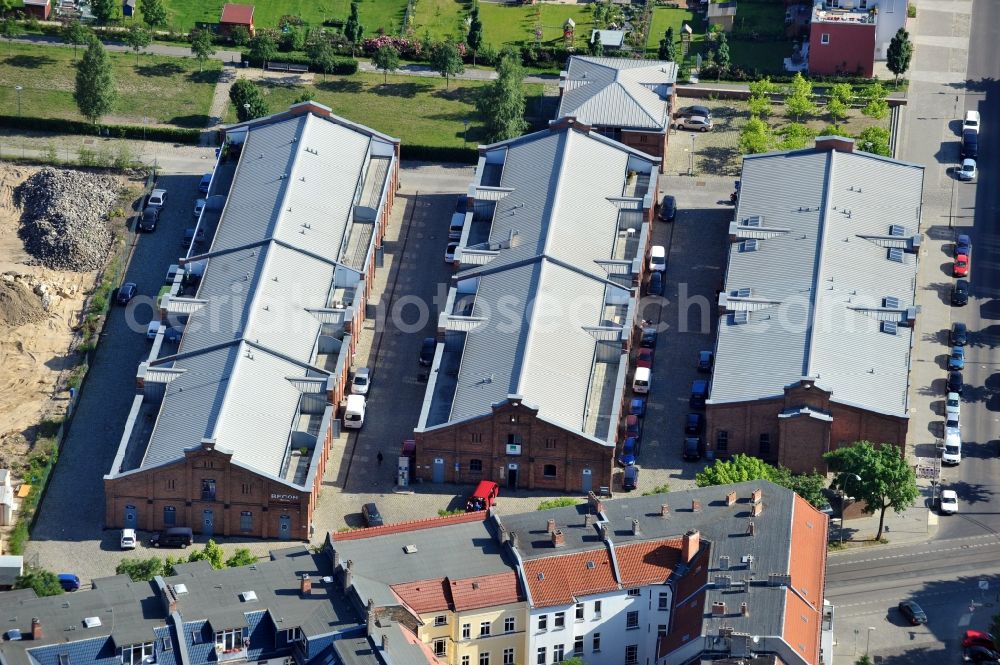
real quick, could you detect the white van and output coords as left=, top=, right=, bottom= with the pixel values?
left=942, top=427, right=961, bottom=465
left=343, top=394, right=366, bottom=429
left=633, top=367, right=651, bottom=394
left=649, top=245, right=666, bottom=272
left=449, top=212, right=466, bottom=240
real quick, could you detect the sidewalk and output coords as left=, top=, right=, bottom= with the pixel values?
left=6, top=32, right=242, bottom=61
left=830, top=484, right=938, bottom=551
left=356, top=59, right=559, bottom=84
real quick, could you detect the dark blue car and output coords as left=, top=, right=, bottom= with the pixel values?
left=956, top=233, right=971, bottom=257
left=58, top=573, right=81, bottom=592
left=618, top=436, right=637, bottom=466
left=628, top=397, right=646, bottom=417
left=949, top=346, right=965, bottom=370
left=198, top=173, right=212, bottom=194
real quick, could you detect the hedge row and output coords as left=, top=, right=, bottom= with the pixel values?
left=399, top=144, right=477, bottom=164
left=240, top=53, right=358, bottom=75
left=0, top=115, right=201, bottom=143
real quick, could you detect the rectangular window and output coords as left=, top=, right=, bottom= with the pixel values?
left=759, top=433, right=771, bottom=456
left=627, top=588, right=641, bottom=597
left=470, top=459, right=483, bottom=472
left=241, top=482, right=252, bottom=495
left=537, top=648, right=546, bottom=665
left=462, top=657, right=470, bottom=665
left=240, top=511, right=252, bottom=532
left=821, top=33, right=830, bottom=45
left=283, top=628, right=301, bottom=643
left=462, top=624, right=471, bottom=640
left=573, top=636, right=584, bottom=656
left=163, top=506, right=176, bottom=526
left=504, top=617, right=515, bottom=633
left=201, top=479, right=216, bottom=501
left=120, top=643, right=154, bottom=665
left=434, top=616, right=447, bottom=627
left=657, top=625, right=667, bottom=638
left=165, top=478, right=175, bottom=490
left=554, top=612, right=565, bottom=629
left=716, top=430, right=729, bottom=452
left=479, top=653, right=490, bottom=665
left=626, top=611, right=639, bottom=629
left=480, top=621, right=491, bottom=637
left=215, top=629, right=242, bottom=651
left=543, top=464, right=557, bottom=478
left=575, top=603, right=584, bottom=620
left=507, top=433, right=522, bottom=446
left=545, top=438, right=556, bottom=449
left=553, top=645, right=564, bottom=663
left=625, top=645, right=638, bottom=665
left=434, top=640, right=446, bottom=657
left=538, top=615, right=548, bottom=631
left=593, top=601, right=601, bottom=617
left=640, top=135, right=648, bottom=143
left=658, top=592, right=669, bottom=610
left=503, top=649, right=514, bottom=665
left=471, top=432, right=483, bottom=443
left=592, top=634, right=601, bottom=653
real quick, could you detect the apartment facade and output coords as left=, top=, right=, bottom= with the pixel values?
left=808, top=0, right=908, bottom=77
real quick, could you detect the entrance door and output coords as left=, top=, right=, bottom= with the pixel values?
left=581, top=468, right=593, bottom=494
left=507, top=463, right=519, bottom=489
left=202, top=509, right=214, bottom=537
left=124, top=504, right=137, bottom=529
left=279, top=514, right=291, bottom=540
left=432, top=458, right=445, bottom=483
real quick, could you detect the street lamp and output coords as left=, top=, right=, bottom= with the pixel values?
left=243, top=102, right=250, bottom=121
left=838, top=472, right=862, bottom=545
left=689, top=133, right=696, bottom=176
left=865, top=626, right=876, bottom=656
left=14, top=85, right=22, bottom=118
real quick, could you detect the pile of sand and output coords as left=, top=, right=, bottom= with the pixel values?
left=0, top=279, right=46, bottom=328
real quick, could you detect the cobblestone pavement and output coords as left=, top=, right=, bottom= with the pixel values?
left=667, top=98, right=749, bottom=178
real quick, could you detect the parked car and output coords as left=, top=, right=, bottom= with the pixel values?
left=116, top=282, right=137, bottom=306
left=948, top=370, right=964, bottom=394
left=964, top=646, right=1000, bottom=663
left=954, top=253, right=970, bottom=277
left=150, top=526, right=193, bottom=548
left=939, top=489, right=958, bottom=515
left=618, top=436, right=638, bottom=466
left=466, top=480, right=500, bottom=512
left=419, top=337, right=436, bottom=366
left=351, top=367, right=371, bottom=395
left=658, top=194, right=677, bottom=222
left=690, top=380, right=709, bottom=409
left=951, top=322, right=968, bottom=346
left=183, top=227, right=206, bottom=248
left=958, top=158, right=977, bottom=181
left=683, top=436, right=702, bottom=461
left=147, top=189, right=167, bottom=208
left=956, top=234, right=971, bottom=257
left=676, top=116, right=713, bottom=132
left=622, top=464, right=639, bottom=491
left=962, top=129, right=979, bottom=159
left=676, top=105, right=713, bottom=120
left=165, top=264, right=181, bottom=284
left=636, top=347, right=654, bottom=369
left=640, top=326, right=657, bottom=348
left=193, top=198, right=206, bottom=218
left=139, top=207, right=159, bottom=232
left=362, top=502, right=384, bottom=527
left=946, top=412, right=960, bottom=431
left=946, top=391, right=961, bottom=418
left=697, top=351, right=714, bottom=373
left=949, top=346, right=966, bottom=370
left=455, top=195, right=468, bottom=214
left=58, top=573, right=81, bottom=592
left=448, top=212, right=465, bottom=240
left=625, top=414, right=642, bottom=440
left=897, top=600, right=927, bottom=625
left=962, top=630, right=995, bottom=649
left=445, top=242, right=459, bottom=263
left=647, top=271, right=664, bottom=296
left=952, top=279, right=970, bottom=306
left=963, top=110, right=981, bottom=134
left=649, top=245, right=666, bottom=272
left=628, top=397, right=646, bottom=417
left=120, top=528, right=137, bottom=550
left=198, top=173, right=212, bottom=194
left=685, top=412, right=704, bottom=436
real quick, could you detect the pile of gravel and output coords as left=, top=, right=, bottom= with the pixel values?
left=15, top=168, right=122, bottom=271
left=0, top=279, right=46, bottom=327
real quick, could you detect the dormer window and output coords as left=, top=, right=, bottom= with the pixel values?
left=284, top=628, right=302, bottom=643
left=215, top=629, right=243, bottom=652
left=121, top=643, right=154, bottom=665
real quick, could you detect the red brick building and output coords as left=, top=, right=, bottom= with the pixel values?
left=808, top=1, right=909, bottom=78
left=21, top=0, right=51, bottom=20
left=220, top=3, right=255, bottom=37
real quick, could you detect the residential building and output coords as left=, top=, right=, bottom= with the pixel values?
left=0, top=546, right=405, bottom=665
left=219, top=3, right=255, bottom=37
left=103, top=102, right=399, bottom=540
left=707, top=1, right=737, bottom=32
left=0, top=555, right=22, bottom=590
left=707, top=136, right=924, bottom=473
left=413, top=118, right=660, bottom=494
left=808, top=0, right=908, bottom=77
left=557, top=56, right=677, bottom=167
left=21, top=0, right=50, bottom=19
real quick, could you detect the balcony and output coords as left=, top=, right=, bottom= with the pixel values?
left=812, top=6, right=876, bottom=24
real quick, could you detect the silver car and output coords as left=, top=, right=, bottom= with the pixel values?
left=351, top=367, right=370, bottom=395
left=957, top=158, right=977, bottom=181
left=676, top=115, right=714, bottom=132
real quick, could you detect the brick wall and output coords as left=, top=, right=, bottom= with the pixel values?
left=808, top=21, right=876, bottom=78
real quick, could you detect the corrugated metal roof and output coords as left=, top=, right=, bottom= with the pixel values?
left=558, top=56, right=676, bottom=130
left=710, top=145, right=923, bottom=416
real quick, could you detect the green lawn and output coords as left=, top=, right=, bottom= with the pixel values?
left=729, top=40, right=789, bottom=73
left=477, top=3, right=596, bottom=48
left=645, top=6, right=702, bottom=56
left=223, top=71, right=543, bottom=148
left=159, top=0, right=409, bottom=34
left=0, top=42, right=220, bottom=127
left=406, top=0, right=470, bottom=41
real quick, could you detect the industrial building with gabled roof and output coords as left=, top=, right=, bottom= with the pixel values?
left=706, top=136, right=924, bottom=473
left=104, top=102, right=399, bottom=541
left=412, top=117, right=660, bottom=494
left=557, top=56, right=677, bottom=167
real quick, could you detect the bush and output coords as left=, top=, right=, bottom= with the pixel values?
left=0, top=115, right=200, bottom=143
left=241, top=51, right=357, bottom=74
left=907, top=3, right=916, bottom=18
left=399, top=144, right=477, bottom=164
left=537, top=497, right=581, bottom=511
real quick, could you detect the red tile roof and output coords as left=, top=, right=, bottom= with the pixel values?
left=449, top=572, right=522, bottom=611
left=220, top=3, right=254, bottom=24
left=783, top=494, right=827, bottom=665
left=658, top=549, right=709, bottom=657
left=332, top=511, right=487, bottom=541
left=615, top=538, right=683, bottom=587
left=523, top=550, right=618, bottom=608
left=391, top=579, right=451, bottom=615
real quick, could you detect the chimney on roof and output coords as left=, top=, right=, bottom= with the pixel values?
left=366, top=598, right=376, bottom=635
left=712, top=601, right=726, bottom=617
left=751, top=503, right=763, bottom=518
left=740, top=602, right=749, bottom=617
left=750, top=488, right=763, bottom=504
left=159, top=579, right=179, bottom=615
left=660, top=503, right=670, bottom=518
left=343, top=559, right=354, bottom=591
left=748, top=520, right=756, bottom=537
left=30, top=618, right=41, bottom=640
left=584, top=513, right=596, bottom=527
left=547, top=519, right=557, bottom=534
left=692, top=500, right=701, bottom=512
left=599, top=523, right=610, bottom=541
left=551, top=529, right=566, bottom=547
left=331, top=548, right=341, bottom=569
left=588, top=491, right=604, bottom=515
left=631, top=519, right=641, bottom=536
left=725, top=491, right=737, bottom=506
left=814, top=136, right=855, bottom=154
left=682, top=530, right=700, bottom=563
left=300, top=573, right=312, bottom=597
left=380, top=634, right=388, bottom=652
left=509, top=531, right=520, bottom=550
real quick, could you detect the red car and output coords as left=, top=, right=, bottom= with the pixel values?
left=637, top=347, right=654, bottom=369
left=954, top=253, right=970, bottom=277
left=625, top=415, right=642, bottom=440
left=963, top=630, right=995, bottom=649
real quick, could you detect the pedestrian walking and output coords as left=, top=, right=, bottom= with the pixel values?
left=376, top=451, right=384, bottom=466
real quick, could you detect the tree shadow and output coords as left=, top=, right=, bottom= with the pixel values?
left=698, top=145, right=740, bottom=177
left=432, top=86, right=480, bottom=104
left=969, top=324, right=1000, bottom=348
left=370, top=82, right=428, bottom=98
left=168, top=114, right=211, bottom=128
left=136, top=61, right=185, bottom=77
left=6, top=54, right=56, bottom=68
left=315, top=79, right=364, bottom=94
left=186, top=70, right=221, bottom=84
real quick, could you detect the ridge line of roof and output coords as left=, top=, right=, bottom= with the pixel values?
left=802, top=149, right=835, bottom=378
left=614, top=80, right=663, bottom=127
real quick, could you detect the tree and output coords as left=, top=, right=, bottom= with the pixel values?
left=696, top=454, right=777, bottom=486
left=123, top=22, right=151, bottom=65
left=784, top=72, right=817, bottom=121
left=225, top=548, right=258, bottom=568
left=770, top=466, right=828, bottom=508
left=91, top=0, right=120, bottom=23
left=657, top=26, right=675, bottom=61
left=476, top=49, right=528, bottom=142
left=15, top=569, right=64, bottom=597
left=589, top=29, right=603, bottom=56
left=862, top=81, right=889, bottom=119
left=187, top=538, right=225, bottom=569
left=0, top=0, right=14, bottom=17
left=431, top=40, right=464, bottom=89
left=857, top=125, right=891, bottom=156
left=739, top=115, right=772, bottom=154
left=714, top=32, right=730, bottom=78
left=116, top=557, right=164, bottom=582
left=344, top=1, right=363, bottom=56
left=824, top=441, right=919, bottom=541
left=828, top=82, right=854, bottom=106
left=748, top=77, right=778, bottom=97
left=139, top=0, right=167, bottom=29
left=0, top=17, right=19, bottom=55
left=249, top=30, right=277, bottom=70
left=189, top=28, right=215, bottom=72
left=75, top=37, right=117, bottom=124
left=747, top=94, right=772, bottom=118
left=466, top=5, right=483, bottom=67
left=62, top=19, right=92, bottom=60
left=308, top=38, right=338, bottom=80
left=372, top=44, right=400, bottom=83
left=230, top=24, right=250, bottom=47
left=855, top=657, right=874, bottom=665
left=886, top=27, right=912, bottom=85
left=229, top=78, right=269, bottom=121
left=826, top=96, right=847, bottom=122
